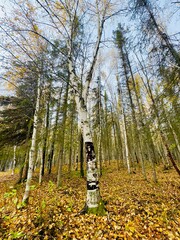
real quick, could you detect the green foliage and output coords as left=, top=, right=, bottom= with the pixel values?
left=87, top=199, right=107, bottom=216
left=113, top=25, right=125, bottom=49
left=10, top=231, right=25, bottom=239
left=0, top=65, right=37, bottom=148
left=30, top=185, right=36, bottom=190
left=4, top=189, right=17, bottom=199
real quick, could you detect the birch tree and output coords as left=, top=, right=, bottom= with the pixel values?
left=52, top=0, right=114, bottom=214
left=67, top=30, right=105, bottom=214
left=23, top=74, right=41, bottom=203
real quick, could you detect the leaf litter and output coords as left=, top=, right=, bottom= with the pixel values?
left=0, top=164, right=179, bottom=239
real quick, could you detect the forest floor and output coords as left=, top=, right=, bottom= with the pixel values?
left=0, top=163, right=180, bottom=240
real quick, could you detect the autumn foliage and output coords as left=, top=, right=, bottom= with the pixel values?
left=0, top=163, right=179, bottom=239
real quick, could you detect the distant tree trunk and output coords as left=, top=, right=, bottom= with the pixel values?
left=163, top=106, right=180, bottom=156
left=98, top=136, right=103, bottom=176
left=110, top=106, right=121, bottom=170
left=127, top=57, right=158, bottom=182
left=48, top=89, right=62, bottom=174
left=115, top=119, right=124, bottom=165
left=11, top=145, right=17, bottom=175
left=117, top=75, right=131, bottom=173
left=42, top=95, right=50, bottom=175
left=137, top=55, right=180, bottom=176
left=16, top=149, right=29, bottom=184
left=21, top=147, right=30, bottom=182
left=23, top=76, right=41, bottom=203
left=39, top=105, right=49, bottom=183
left=104, top=92, right=111, bottom=165
left=115, top=26, right=147, bottom=179
left=16, top=119, right=32, bottom=184
left=79, top=131, right=84, bottom=177
left=97, top=76, right=103, bottom=175
left=125, top=56, right=146, bottom=178
left=68, top=100, right=76, bottom=175
left=57, top=82, right=69, bottom=187
left=139, top=89, right=158, bottom=182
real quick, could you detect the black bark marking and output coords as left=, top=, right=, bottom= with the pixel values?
left=85, top=142, right=96, bottom=162
left=87, top=181, right=99, bottom=190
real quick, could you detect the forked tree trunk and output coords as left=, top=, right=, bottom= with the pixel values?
left=68, top=58, right=106, bottom=214
left=65, top=0, right=107, bottom=214
left=23, top=76, right=41, bottom=203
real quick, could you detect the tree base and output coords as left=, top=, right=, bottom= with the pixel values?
left=79, top=199, right=107, bottom=216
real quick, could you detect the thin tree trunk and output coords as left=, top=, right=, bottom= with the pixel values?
left=136, top=55, right=180, bottom=176
left=11, top=145, right=17, bottom=175
left=48, top=89, right=62, bottom=174
left=163, top=106, right=180, bottom=155
left=110, top=107, right=120, bottom=170
left=57, top=82, right=69, bottom=187
left=124, top=52, right=146, bottom=179
left=127, top=55, right=157, bottom=181
left=23, top=76, right=41, bottom=203
left=117, top=76, right=131, bottom=173
left=104, top=93, right=111, bottom=165
left=79, top=131, right=84, bottom=177
left=41, top=99, right=50, bottom=176
left=68, top=100, right=75, bottom=175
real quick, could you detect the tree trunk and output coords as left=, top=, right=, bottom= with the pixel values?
left=11, top=145, right=17, bottom=175
left=136, top=55, right=180, bottom=176
left=77, top=99, right=106, bottom=215
left=57, top=82, right=69, bottom=187
left=79, top=131, right=84, bottom=177
left=68, top=100, right=75, bottom=175
left=23, top=76, right=41, bottom=203
left=48, top=89, right=62, bottom=174
left=110, top=108, right=121, bottom=171
left=117, top=75, right=131, bottom=173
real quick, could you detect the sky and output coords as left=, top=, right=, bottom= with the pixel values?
left=0, top=0, right=179, bottom=96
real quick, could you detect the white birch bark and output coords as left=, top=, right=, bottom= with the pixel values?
left=121, top=104, right=131, bottom=173
left=78, top=100, right=100, bottom=208
left=39, top=144, right=43, bottom=184
left=23, top=76, right=41, bottom=203
left=68, top=52, right=101, bottom=208
left=66, top=0, right=111, bottom=212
